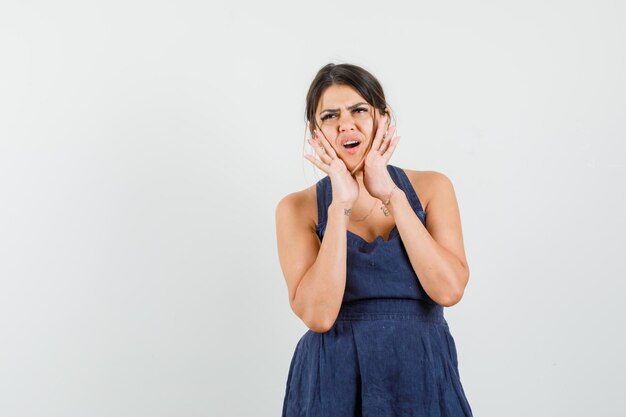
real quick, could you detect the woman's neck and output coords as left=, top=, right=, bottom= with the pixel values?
left=353, top=173, right=378, bottom=204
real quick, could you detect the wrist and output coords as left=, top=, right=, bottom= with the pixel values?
left=382, top=186, right=404, bottom=206
left=328, top=202, right=353, bottom=224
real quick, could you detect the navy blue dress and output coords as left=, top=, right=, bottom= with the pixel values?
left=281, top=165, right=473, bottom=417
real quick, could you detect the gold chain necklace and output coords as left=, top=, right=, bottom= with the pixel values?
left=351, top=198, right=379, bottom=222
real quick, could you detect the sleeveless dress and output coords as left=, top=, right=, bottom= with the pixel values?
left=281, top=165, right=473, bottom=417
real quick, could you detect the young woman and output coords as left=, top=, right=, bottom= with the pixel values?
left=275, top=63, right=473, bottom=416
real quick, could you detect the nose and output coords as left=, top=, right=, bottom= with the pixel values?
left=338, top=111, right=356, bottom=132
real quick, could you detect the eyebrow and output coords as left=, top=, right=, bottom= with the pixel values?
left=319, top=102, right=369, bottom=115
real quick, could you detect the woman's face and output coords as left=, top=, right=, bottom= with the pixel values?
left=314, top=84, right=385, bottom=172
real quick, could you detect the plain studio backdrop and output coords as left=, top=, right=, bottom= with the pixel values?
left=1, top=0, right=625, bottom=416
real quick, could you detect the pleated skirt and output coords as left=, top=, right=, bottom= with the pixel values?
left=281, top=299, right=473, bottom=417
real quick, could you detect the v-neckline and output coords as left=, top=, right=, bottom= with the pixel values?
left=347, top=225, right=400, bottom=246
left=315, top=165, right=425, bottom=246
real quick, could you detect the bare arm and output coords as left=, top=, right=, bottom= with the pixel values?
left=384, top=171, right=470, bottom=307
left=275, top=194, right=352, bottom=332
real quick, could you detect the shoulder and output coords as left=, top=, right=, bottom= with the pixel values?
left=275, top=183, right=318, bottom=230
left=401, top=169, right=455, bottom=212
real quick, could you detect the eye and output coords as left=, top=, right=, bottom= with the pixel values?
left=320, top=107, right=368, bottom=121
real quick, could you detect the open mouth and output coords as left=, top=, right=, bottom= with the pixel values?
left=343, top=140, right=361, bottom=154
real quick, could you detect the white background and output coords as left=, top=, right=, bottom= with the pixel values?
left=1, top=1, right=625, bottom=416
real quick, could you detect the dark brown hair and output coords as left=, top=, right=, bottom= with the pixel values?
left=304, top=63, right=394, bottom=137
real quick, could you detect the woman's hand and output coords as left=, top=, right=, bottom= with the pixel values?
left=305, top=129, right=360, bottom=205
left=363, top=115, right=401, bottom=201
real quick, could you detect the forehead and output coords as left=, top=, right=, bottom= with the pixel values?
left=317, top=84, right=366, bottom=113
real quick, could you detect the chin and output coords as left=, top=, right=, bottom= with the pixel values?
left=344, top=158, right=365, bottom=175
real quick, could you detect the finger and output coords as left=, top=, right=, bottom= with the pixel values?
left=382, top=134, right=400, bottom=160
left=378, top=125, right=396, bottom=155
left=308, top=137, right=325, bottom=154
left=316, top=131, right=338, bottom=159
left=376, top=126, right=395, bottom=156
left=370, top=113, right=388, bottom=152
left=304, top=154, right=330, bottom=174
left=309, top=138, right=333, bottom=164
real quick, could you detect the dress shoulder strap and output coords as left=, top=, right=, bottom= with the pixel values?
left=315, top=175, right=331, bottom=231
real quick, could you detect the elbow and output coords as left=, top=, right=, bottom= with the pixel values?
left=440, top=266, right=470, bottom=307
left=299, top=307, right=336, bottom=333
left=438, top=290, right=463, bottom=307
left=302, top=312, right=335, bottom=333
left=307, top=320, right=334, bottom=333
left=438, top=281, right=467, bottom=307
left=290, top=292, right=336, bottom=333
